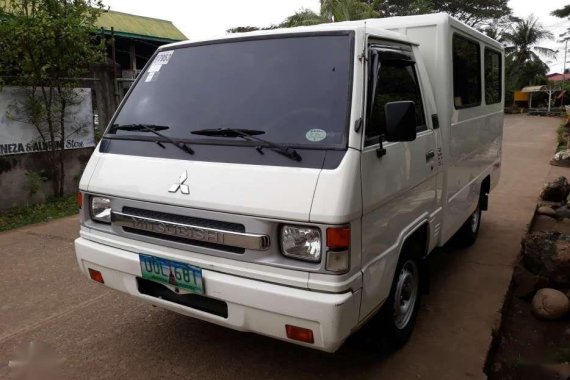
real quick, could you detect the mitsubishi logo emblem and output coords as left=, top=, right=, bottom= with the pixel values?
left=168, top=171, right=190, bottom=194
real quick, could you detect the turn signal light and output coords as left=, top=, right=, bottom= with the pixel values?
left=285, top=325, right=314, bottom=344
left=326, top=227, right=350, bottom=250
left=77, top=192, right=83, bottom=209
left=88, top=268, right=104, bottom=284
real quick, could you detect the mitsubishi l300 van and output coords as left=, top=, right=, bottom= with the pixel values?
left=75, top=13, right=504, bottom=352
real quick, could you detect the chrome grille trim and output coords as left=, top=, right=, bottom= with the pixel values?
left=111, top=210, right=270, bottom=251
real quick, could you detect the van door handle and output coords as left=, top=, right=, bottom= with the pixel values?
left=425, top=150, right=435, bottom=161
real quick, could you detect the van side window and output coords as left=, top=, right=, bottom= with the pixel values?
left=366, top=61, right=426, bottom=145
left=453, top=35, right=481, bottom=108
left=484, top=48, right=502, bottom=104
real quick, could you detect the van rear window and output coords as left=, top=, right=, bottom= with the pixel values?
left=108, top=33, right=353, bottom=149
left=452, top=34, right=481, bottom=109
left=485, top=48, right=502, bottom=105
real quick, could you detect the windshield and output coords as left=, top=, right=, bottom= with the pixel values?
left=107, top=33, right=353, bottom=148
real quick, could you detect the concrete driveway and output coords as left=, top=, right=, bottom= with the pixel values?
left=0, top=115, right=559, bottom=380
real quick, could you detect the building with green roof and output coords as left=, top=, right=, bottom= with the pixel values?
left=95, top=10, right=186, bottom=77
left=96, top=10, right=187, bottom=43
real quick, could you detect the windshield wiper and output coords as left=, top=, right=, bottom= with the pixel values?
left=112, top=124, right=194, bottom=155
left=191, top=128, right=301, bottom=161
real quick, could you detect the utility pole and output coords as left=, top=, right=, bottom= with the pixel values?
left=559, top=29, right=570, bottom=107
left=562, top=38, right=568, bottom=92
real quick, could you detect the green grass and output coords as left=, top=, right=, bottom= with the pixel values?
left=548, top=346, right=570, bottom=363
left=0, top=195, right=78, bottom=232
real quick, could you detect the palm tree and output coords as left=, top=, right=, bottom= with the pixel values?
left=281, top=0, right=378, bottom=28
left=502, top=15, right=555, bottom=68
left=502, top=15, right=555, bottom=92
left=280, top=8, right=326, bottom=28
left=320, top=0, right=378, bottom=22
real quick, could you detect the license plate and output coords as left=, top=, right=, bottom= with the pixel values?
left=139, top=254, right=204, bottom=294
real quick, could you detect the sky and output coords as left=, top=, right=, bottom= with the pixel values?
left=102, top=0, right=570, bottom=73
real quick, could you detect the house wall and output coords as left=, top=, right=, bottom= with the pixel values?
left=0, top=148, right=93, bottom=210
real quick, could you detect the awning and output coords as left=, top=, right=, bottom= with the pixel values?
left=521, top=85, right=548, bottom=93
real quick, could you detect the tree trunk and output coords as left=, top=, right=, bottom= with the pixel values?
left=39, top=86, right=59, bottom=198
left=57, top=87, right=67, bottom=197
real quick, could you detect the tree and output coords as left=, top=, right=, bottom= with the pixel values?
left=226, top=26, right=260, bottom=34
left=228, top=0, right=378, bottom=32
left=320, top=0, right=378, bottom=22
left=363, top=0, right=511, bottom=29
left=552, top=5, right=570, bottom=18
left=0, top=0, right=104, bottom=197
left=366, top=0, right=432, bottom=18
left=502, top=16, right=555, bottom=70
left=501, top=16, right=554, bottom=102
left=279, top=8, right=326, bottom=28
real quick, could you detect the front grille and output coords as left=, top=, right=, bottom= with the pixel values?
left=121, top=207, right=245, bottom=254
left=123, top=207, right=245, bottom=232
left=137, top=278, right=228, bottom=318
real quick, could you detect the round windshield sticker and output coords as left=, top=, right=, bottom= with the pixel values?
left=306, top=129, right=327, bottom=142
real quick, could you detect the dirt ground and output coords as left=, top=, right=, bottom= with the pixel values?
left=0, top=115, right=560, bottom=380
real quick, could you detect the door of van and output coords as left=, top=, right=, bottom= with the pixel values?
left=359, top=41, right=439, bottom=320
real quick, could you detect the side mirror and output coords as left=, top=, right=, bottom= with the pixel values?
left=384, top=101, right=417, bottom=142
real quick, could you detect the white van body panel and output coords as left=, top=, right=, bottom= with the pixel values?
left=359, top=127, right=439, bottom=318
left=309, top=148, right=362, bottom=224
left=75, top=237, right=361, bottom=352
left=75, top=14, right=503, bottom=352
left=86, top=151, right=321, bottom=222
left=366, top=14, right=503, bottom=244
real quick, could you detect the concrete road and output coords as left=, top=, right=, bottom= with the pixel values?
left=0, top=115, right=559, bottom=379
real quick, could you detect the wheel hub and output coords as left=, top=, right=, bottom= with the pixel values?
left=471, top=206, right=480, bottom=233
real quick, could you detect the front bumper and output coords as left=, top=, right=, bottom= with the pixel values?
left=75, top=237, right=361, bottom=352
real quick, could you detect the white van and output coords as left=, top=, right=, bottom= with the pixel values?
left=75, top=13, right=503, bottom=352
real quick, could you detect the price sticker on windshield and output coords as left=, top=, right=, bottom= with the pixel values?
left=145, top=71, right=156, bottom=82
left=154, top=50, right=174, bottom=65
left=145, top=51, right=174, bottom=80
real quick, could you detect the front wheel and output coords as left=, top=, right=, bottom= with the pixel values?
left=374, top=251, right=423, bottom=351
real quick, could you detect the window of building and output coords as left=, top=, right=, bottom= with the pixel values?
left=453, top=34, right=481, bottom=108
left=485, top=48, right=502, bottom=104
left=366, top=60, right=426, bottom=145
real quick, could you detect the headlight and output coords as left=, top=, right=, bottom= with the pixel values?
left=90, top=196, right=112, bottom=224
left=280, top=225, right=321, bottom=262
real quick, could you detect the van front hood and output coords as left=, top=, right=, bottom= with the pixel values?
left=84, top=153, right=321, bottom=221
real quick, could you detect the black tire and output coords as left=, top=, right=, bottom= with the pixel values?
left=374, top=246, right=423, bottom=351
left=454, top=201, right=482, bottom=247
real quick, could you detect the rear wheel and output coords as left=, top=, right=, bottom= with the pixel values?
left=454, top=201, right=481, bottom=247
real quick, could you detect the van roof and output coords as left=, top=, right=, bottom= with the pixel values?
left=160, top=17, right=413, bottom=51
left=160, top=13, right=502, bottom=52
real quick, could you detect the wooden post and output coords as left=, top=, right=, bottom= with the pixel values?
left=129, top=41, right=137, bottom=72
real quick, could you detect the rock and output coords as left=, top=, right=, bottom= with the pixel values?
left=557, top=206, right=570, bottom=219
left=533, top=215, right=561, bottom=232
left=551, top=150, right=570, bottom=168
left=522, top=231, right=570, bottom=287
left=532, top=288, right=570, bottom=320
left=541, top=176, right=570, bottom=202
left=538, top=206, right=559, bottom=218
left=512, top=264, right=548, bottom=300
left=541, top=362, right=570, bottom=379
left=538, top=200, right=566, bottom=209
